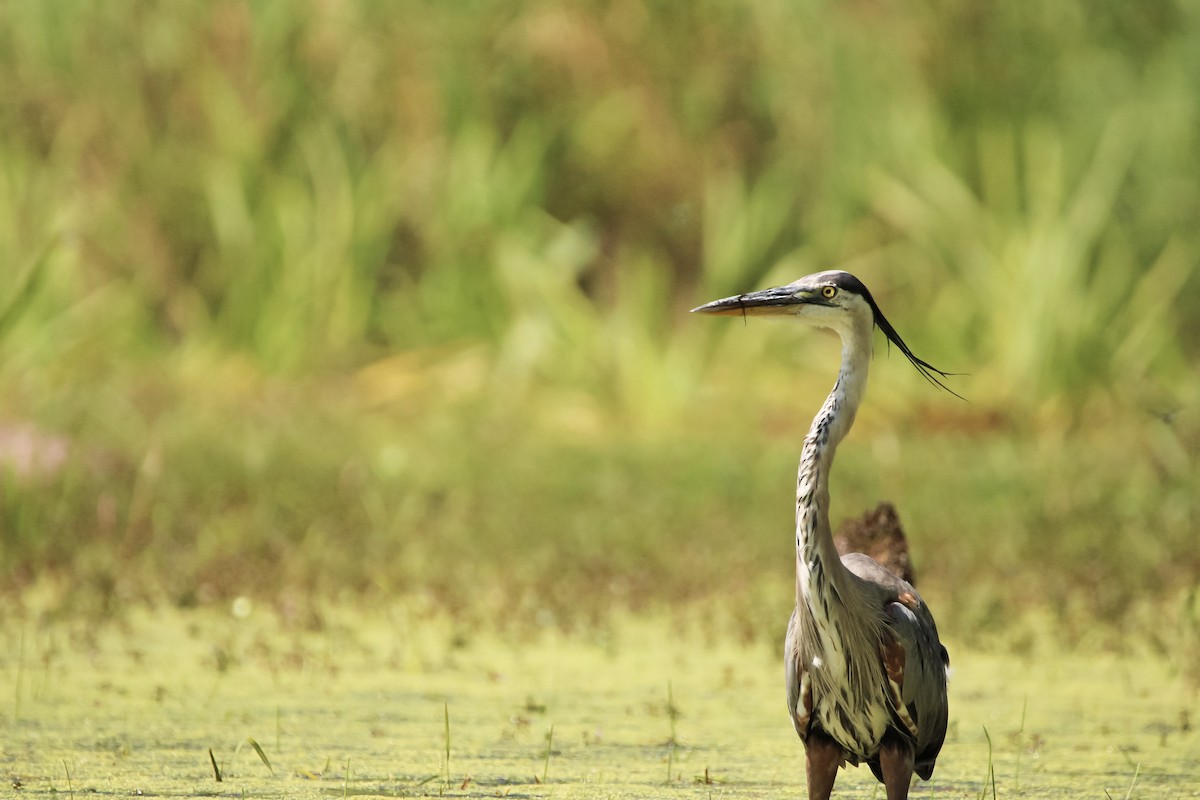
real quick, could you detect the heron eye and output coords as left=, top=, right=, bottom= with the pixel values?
left=821, top=285, right=837, bottom=299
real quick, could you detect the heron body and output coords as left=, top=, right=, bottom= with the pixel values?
left=693, top=271, right=951, bottom=800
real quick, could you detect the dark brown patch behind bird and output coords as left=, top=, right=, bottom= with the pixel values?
left=834, top=502, right=914, bottom=584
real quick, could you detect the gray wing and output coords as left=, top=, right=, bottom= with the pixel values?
left=842, top=553, right=949, bottom=780
left=783, top=607, right=810, bottom=739
left=882, top=592, right=948, bottom=779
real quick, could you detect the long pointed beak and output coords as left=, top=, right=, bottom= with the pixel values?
left=690, top=285, right=817, bottom=316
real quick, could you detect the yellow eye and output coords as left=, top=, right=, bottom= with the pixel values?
left=821, top=285, right=837, bottom=299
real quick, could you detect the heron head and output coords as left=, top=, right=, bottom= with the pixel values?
left=694, top=270, right=874, bottom=325
left=691, top=270, right=960, bottom=396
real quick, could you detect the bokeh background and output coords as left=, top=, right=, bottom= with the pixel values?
left=1, top=1, right=1197, bottom=663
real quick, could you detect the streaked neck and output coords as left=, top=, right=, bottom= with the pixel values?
left=795, top=319, right=873, bottom=604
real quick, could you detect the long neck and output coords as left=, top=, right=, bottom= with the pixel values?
left=795, top=320, right=873, bottom=608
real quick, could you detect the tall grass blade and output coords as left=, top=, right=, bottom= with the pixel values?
left=666, top=681, right=679, bottom=783
left=443, top=700, right=451, bottom=790
left=980, top=726, right=996, bottom=800
left=14, top=630, right=24, bottom=722
left=667, top=681, right=678, bottom=745
left=1014, top=695, right=1027, bottom=792
left=234, top=737, right=275, bottom=775
left=542, top=723, right=554, bottom=784
left=208, top=749, right=223, bottom=782
left=1122, top=761, right=1141, bottom=800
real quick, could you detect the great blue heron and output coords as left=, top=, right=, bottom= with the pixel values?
left=693, top=271, right=952, bottom=800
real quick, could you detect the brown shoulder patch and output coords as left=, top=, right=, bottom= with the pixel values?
left=881, top=632, right=906, bottom=686
left=880, top=626, right=919, bottom=738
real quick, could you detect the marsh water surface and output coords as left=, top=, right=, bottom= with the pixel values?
left=2, top=606, right=1196, bottom=798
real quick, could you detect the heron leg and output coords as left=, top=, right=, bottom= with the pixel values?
left=803, top=730, right=840, bottom=800
left=877, top=729, right=915, bottom=800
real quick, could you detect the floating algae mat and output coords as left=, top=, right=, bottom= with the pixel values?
left=1, top=605, right=1196, bottom=798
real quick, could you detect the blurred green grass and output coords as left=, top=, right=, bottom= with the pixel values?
left=0, top=1, right=1197, bottom=662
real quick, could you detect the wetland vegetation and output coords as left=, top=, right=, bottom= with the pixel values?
left=1, top=1, right=1198, bottom=796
